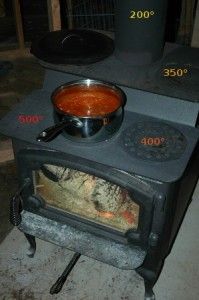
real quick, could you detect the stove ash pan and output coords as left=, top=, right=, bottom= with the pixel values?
left=19, top=211, right=146, bottom=270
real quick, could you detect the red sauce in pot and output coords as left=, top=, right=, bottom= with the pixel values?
left=53, top=85, right=122, bottom=117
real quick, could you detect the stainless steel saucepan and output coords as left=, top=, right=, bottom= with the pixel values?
left=37, top=79, right=126, bottom=143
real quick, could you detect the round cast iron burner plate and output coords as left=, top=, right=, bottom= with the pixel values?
left=31, top=29, right=114, bottom=65
left=123, top=122, right=187, bottom=162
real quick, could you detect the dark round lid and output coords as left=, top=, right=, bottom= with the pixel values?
left=30, top=29, right=114, bottom=65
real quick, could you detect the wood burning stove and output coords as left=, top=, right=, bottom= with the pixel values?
left=0, top=1, right=199, bottom=299
left=1, top=97, right=198, bottom=298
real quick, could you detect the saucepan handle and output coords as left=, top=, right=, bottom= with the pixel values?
left=37, top=118, right=83, bottom=142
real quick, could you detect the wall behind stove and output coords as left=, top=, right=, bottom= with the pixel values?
left=18, top=0, right=197, bottom=46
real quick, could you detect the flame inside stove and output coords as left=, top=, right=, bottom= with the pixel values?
left=97, top=211, right=115, bottom=219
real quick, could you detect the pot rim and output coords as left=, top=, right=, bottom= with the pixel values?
left=51, top=79, right=126, bottom=119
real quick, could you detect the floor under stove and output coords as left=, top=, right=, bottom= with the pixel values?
left=0, top=182, right=199, bottom=300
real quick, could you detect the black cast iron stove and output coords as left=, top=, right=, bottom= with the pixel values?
left=0, top=1, right=199, bottom=299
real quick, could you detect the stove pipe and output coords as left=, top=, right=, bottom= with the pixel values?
left=115, top=0, right=169, bottom=65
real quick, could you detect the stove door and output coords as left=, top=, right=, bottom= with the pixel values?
left=18, top=149, right=156, bottom=244
left=33, top=164, right=139, bottom=233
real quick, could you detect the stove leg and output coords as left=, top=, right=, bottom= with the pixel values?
left=144, top=280, right=155, bottom=300
left=136, top=262, right=163, bottom=300
left=24, top=233, right=36, bottom=258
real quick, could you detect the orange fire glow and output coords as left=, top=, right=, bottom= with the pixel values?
left=97, top=211, right=115, bottom=219
left=121, top=211, right=135, bottom=224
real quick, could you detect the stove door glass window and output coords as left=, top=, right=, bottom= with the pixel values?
left=33, top=164, right=139, bottom=232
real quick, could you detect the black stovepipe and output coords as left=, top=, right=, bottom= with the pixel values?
left=114, top=0, right=169, bottom=65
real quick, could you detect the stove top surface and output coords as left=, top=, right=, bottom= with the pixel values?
left=0, top=90, right=198, bottom=183
left=40, top=46, right=199, bottom=103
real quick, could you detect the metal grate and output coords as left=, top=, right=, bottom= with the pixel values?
left=65, top=0, right=115, bottom=31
